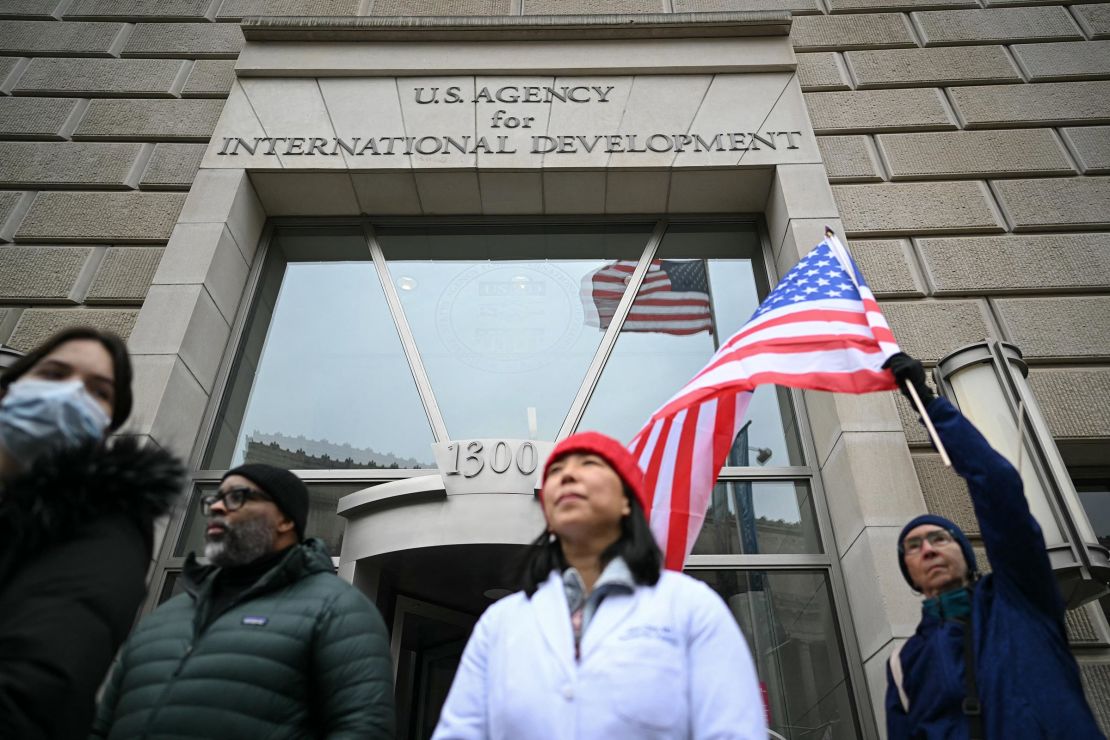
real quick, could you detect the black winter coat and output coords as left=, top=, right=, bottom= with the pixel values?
left=0, top=438, right=185, bottom=740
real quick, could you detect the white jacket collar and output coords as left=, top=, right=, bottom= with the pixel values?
left=530, top=570, right=576, bottom=678
left=529, top=567, right=640, bottom=667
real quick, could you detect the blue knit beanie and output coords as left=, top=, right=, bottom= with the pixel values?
left=897, top=514, right=977, bottom=591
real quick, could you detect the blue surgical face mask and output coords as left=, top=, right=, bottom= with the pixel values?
left=0, top=377, right=112, bottom=465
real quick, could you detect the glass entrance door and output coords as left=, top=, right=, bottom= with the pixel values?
left=371, top=543, right=528, bottom=737
left=391, top=596, right=477, bottom=739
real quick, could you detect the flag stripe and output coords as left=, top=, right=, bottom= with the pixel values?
left=598, top=303, right=713, bottom=318
left=725, top=307, right=879, bottom=344
left=640, top=415, right=672, bottom=513
left=620, top=298, right=712, bottom=309
left=685, top=397, right=723, bottom=556
left=649, top=415, right=684, bottom=551
left=692, top=335, right=892, bottom=383
left=665, top=404, right=700, bottom=571
left=622, top=325, right=714, bottom=336
left=630, top=422, right=653, bottom=466
left=655, top=345, right=893, bottom=419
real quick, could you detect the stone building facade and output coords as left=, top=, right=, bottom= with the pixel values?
left=0, top=1, right=1108, bottom=738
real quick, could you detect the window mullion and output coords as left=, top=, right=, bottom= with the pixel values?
left=556, top=219, right=668, bottom=441
left=683, top=554, right=832, bottom=568
left=717, top=466, right=813, bottom=479
left=703, top=256, right=722, bottom=352
left=362, top=220, right=450, bottom=442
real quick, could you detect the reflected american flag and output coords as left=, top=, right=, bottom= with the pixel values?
left=583, top=259, right=713, bottom=336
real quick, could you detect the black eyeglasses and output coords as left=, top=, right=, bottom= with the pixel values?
left=200, top=486, right=271, bottom=515
left=902, top=529, right=955, bottom=556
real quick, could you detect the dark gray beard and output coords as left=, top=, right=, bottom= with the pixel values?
left=204, top=512, right=276, bottom=567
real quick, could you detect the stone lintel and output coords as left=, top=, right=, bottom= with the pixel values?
left=240, top=12, right=792, bottom=43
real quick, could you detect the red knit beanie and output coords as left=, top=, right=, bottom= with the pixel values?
left=541, top=431, right=648, bottom=510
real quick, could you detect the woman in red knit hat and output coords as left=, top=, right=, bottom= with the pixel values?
left=433, top=431, right=766, bottom=740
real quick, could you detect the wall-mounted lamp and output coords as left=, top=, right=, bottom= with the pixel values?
left=732, top=420, right=773, bottom=466
left=751, top=447, right=773, bottom=465
left=0, top=345, right=23, bottom=372
left=934, top=341, right=1110, bottom=608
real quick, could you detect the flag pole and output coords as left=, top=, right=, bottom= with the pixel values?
left=903, top=379, right=952, bottom=468
left=702, top=257, right=721, bottom=351
left=823, top=226, right=952, bottom=468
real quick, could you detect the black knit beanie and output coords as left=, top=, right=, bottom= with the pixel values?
left=222, top=463, right=309, bottom=540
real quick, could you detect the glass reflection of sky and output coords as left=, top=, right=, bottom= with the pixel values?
left=386, top=259, right=612, bottom=441
left=230, top=261, right=436, bottom=466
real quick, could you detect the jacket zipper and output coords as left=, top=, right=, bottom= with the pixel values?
left=139, top=617, right=202, bottom=738
left=137, top=557, right=304, bottom=738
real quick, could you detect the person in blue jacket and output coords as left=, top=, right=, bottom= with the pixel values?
left=883, top=352, right=1103, bottom=740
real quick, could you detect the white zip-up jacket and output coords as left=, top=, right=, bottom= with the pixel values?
left=433, top=569, right=767, bottom=740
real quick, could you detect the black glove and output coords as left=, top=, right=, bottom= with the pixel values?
left=882, top=352, right=936, bottom=405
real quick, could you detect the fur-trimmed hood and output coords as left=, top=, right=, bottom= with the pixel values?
left=0, top=437, right=186, bottom=587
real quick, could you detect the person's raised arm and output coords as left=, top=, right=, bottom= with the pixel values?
left=885, top=353, right=1060, bottom=613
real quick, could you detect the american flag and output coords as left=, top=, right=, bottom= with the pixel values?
left=630, top=234, right=901, bottom=570
left=583, top=259, right=713, bottom=335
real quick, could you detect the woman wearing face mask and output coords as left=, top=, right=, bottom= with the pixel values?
left=0, top=327, right=185, bottom=740
left=433, top=431, right=767, bottom=740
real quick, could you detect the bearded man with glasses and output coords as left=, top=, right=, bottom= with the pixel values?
left=90, top=464, right=395, bottom=739
left=883, top=353, right=1101, bottom=740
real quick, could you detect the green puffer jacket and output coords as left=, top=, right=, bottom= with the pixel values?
left=90, top=538, right=394, bottom=740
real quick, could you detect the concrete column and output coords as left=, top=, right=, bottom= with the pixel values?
left=126, top=168, right=263, bottom=458
left=765, top=163, right=930, bottom=737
